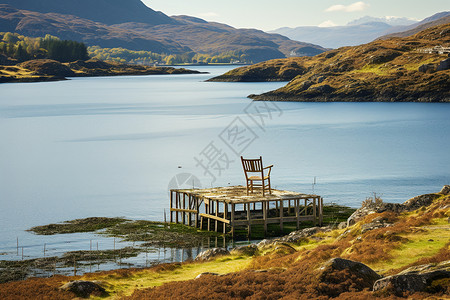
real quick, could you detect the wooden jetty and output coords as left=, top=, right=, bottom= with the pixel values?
left=169, top=186, right=323, bottom=237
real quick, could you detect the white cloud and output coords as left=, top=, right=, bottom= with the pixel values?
left=318, top=20, right=338, bottom=27
left=325, top=1, right=370, bottom=13
left=198, top=12, right=219, bottom=18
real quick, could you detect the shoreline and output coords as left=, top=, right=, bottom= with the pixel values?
left=0, top=187, right=448, bottom=298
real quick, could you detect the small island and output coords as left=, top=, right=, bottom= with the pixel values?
left=0, top=33, right=201, bottom=84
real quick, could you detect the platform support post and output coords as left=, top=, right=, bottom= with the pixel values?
left=280, top=200, right=284, bottom=232
left=263, top=201, right=268, bottom=236
left=170, top=191, right=173, bottom=223
left=247, top=203, right=251, bottom=238
left=231, top=203, right=235, bottom=238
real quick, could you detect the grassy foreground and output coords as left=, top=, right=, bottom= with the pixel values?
left=0, top=194, right=448, bottom=299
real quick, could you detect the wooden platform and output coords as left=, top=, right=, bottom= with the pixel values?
left=169, top=186, right=323, bottom=237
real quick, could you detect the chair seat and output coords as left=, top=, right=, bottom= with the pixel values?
left=248, top=176, right=269, bottom=180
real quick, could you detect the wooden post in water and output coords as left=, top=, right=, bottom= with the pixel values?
left=280, top=200, right=284, bottom=232
left=263, top=201, right=268, bottom=236
left=231, top=203, right=235, bottom=238
left=170, top=191, right=174, bottom=223
left=313, top=197, right=317, bottom=226
left=223, top=203, right=228, bottom=235
left=247, top=203, right=251, bottom=238
left=215, top=200, right=219, bottom=232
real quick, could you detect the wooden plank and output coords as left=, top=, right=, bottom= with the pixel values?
left=295, top=198, right=300, bottom=230
left=170, top=208, right=197, bottom=214
left=199, top=213, right=231, bottom=224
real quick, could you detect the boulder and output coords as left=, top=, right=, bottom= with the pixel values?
left=418, top=63, right=436, bottom=73
left=230, top=244, right=258, bottom=256
left=318, top=258, right=382, bottom=293
left=280, top=226, right=331, bottom=244
left=59, top=280, right=107, bottom=298
left=194, top=248, right=229, bottom=261
left=361, top=216, right=393, bottom=233
left=401, top=193, right=441, bottom=211
left=440, top=185, right=450, bottom=195
left=373, top=260, right=450, bottom=294
left=436, top=58, right=450, bottom=71
left=347, top=206, right=377, bottom=227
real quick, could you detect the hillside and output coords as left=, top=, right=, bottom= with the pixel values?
left=0, top=187, right=448, bottom=299
left=0, top=5, right=189, bottom=54
left=0, top=1, right=326, bottom=63
left=210, top=23, right=450, bottom=102
left=0, top=0, right=175, bottom=26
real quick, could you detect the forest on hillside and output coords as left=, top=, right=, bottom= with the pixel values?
left=0, top=32, right=89, bottom=63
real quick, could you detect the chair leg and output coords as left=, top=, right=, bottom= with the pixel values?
left=262, top=180, right=265, bottom=197
left=268, top=178, right=272, bottom=195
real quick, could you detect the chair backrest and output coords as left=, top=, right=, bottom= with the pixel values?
left=241, top=156, right=263, bottom=176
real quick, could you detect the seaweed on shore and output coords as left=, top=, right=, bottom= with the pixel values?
left=28, top=217, right=129, bottom=235
left=102, top=221, right=223, bottom=248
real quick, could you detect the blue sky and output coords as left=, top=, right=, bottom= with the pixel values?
left=142, top=0, right=449, bottom=30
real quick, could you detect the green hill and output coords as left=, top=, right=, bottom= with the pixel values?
left=210, top=23, right=450, bottom=102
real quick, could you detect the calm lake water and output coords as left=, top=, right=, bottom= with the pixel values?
left=1, top=65, right=449, bottom=271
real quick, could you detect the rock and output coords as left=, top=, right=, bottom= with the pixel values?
left=194, top=248, right=229, bottom=261
left=318, top=258, right=382, bottom=292
left=230, top=244, right=258, bottom=256
left=195, top=272, right=220, bottom=279
left=402, top=193, right=441, bottom=211
left=361, top=216, right=393, bottom=233
left=436, top=58, right=450, bottom=71
left=418, top=63, right=436, bottom=73
left=308, top=84, right=335, bottom=93
left=347, top=206, right=377, bottom=227
left=373, top=260, right=450, bottom=294
left=271, top=242, right=297, bottom=255
left=59, top=280, right=107, bottom=298
left=257, top=238, right=280, bottom=249
left=280, top=226, right=331, bottom=244
left=338, top=222, right=347, bottom=229
left=440, top=185, right=450, bottom=195
left=19, top=59, right=75, bottom=77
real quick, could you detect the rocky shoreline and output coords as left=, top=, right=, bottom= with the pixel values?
left=0, top=58, right=203, bottom=84
left=1, top=186, right=448, bottom=298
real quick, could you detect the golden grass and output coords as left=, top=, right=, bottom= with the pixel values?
left=84, top=255, right=253, bottom=298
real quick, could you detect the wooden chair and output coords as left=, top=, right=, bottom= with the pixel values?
left=241, top=156, right=273, bottom=196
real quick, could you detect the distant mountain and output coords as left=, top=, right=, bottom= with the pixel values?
left=0, top=0, right=175, bottom=25
left=271, top=12, right=450, bottom=49
left=379, top=11, right=450, bottom=39
left=0, top=1, right=327, bottom=63
left=347, top=16, right=417, bottom=26
left=271, top=22, right=394, bottom=49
